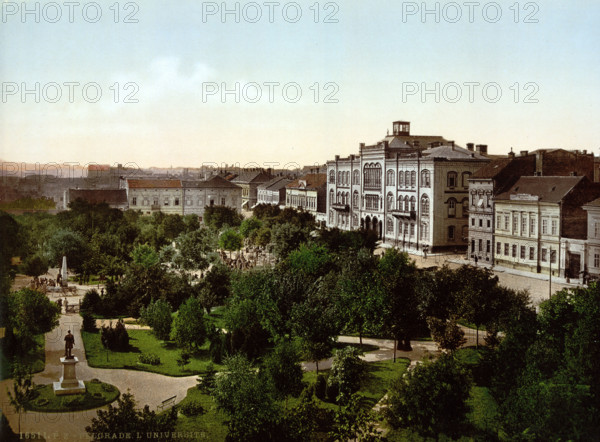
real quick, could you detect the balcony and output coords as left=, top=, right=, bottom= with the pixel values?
left=331, top=203, right=350, bottom=212
left=390, top=209, right=416, bottom=220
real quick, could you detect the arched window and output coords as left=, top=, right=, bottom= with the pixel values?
left=353, top=191, right=359, bottom=209
left=329, top=210, right=334, bottom=223
left=410, top=196, right=416, bottom=212
left=448, top=198, right=457, bottom=217
left=447, top=171, right=458, bottom=188
left=421, top=195, right=430, bottom=215
left=398, top=171, right=404, bottom=187
left=353, top=214, right=358, bottom=227
left=404, top=196, right=410, bottom=212
left=345, top=171, right=350, bottom=185
left=336, top=191, right=341, bottom=204
left=329, top=170, right=335, bottom=183
left=410, top=171, right=416, bottom=187
left=387, top=217, right=394, bottom=234
left=386, top=170, right=395, bottom=186
left=329, top=189, right=334, bottom=204
left=387, top=192, right=394, bottom=210
left=353, top=169, right=360, bottom=185
left=363, top=163, right=382, bottom=189
left=337, top=171, right=342, bottom=185
left=421, top=170, right=431, bottom=187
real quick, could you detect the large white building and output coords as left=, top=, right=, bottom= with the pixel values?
left=326, top=121, right=490, bottom=252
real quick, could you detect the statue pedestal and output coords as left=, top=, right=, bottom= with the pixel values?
left=53, top=357, right=85, bottom=395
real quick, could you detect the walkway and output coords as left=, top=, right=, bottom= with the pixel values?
left=0, top=313, right=197, bottom=440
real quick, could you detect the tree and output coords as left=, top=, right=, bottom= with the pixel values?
left=270, top=222, right=309, bottom=259
left=139, top=298, right=173, bottom=341
left=377, top=249, right=426, bottom=353
left=253, top=203, right=281, bottom=220
left=327, top=346, right=367, bottom=404
left=385, top=354, right=472, bottom=438
left=330, top=393, right=384, bottom=442
left=46, top=227, right=90, bottom=273
left=427, top=317, right=466, bottom=352
left=218, top=228, right=243, bottom=257
left=286, top=243, right=333, bottom=277
left=6, top=363, right=35, bottom=434
left=170, top=297, right=206, bottom=351
left=204, top=206, right=243, bottom=230
left=5, top=288, right=60, bottom=355
left=212, top=354, right=281, bottom=441
left=262, top=341, right=304, bottom=403
left=171, top=228, right=215, bottom=271
left=100, top=319, right=130, bottom=351
left=130, top=243, right=159, bottom=268
left=198, top=263, right=231, bottom=313
left=85, top=391, right=177, bottom=441
left=239, top=217, right=262, bottom=239
left=20, top=253, right=48, bottom=278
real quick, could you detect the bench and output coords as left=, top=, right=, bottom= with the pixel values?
left=157, top=395, right=176, bottom=411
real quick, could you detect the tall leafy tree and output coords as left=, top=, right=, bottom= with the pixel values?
left=218, top=228, right=243, bottom=257
left=170, top=297, right=206, bottom=351
left=46, top=227, right=90, bottom=273
left=139, top=298, right=173, bottom=341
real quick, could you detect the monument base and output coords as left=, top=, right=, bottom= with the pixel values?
left=53, top=356, right=86, bottom=396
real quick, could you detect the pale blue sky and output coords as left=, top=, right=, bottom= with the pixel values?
left=1, top=1, right=599, bottom=168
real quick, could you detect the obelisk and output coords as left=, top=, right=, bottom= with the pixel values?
left=61, top=255, right=68, bottom=287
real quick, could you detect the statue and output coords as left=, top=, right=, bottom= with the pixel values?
left=64, top=330, right=75, bottom=359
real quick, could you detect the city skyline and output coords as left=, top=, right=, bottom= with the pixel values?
left=2, top=1, right=599, bottom=167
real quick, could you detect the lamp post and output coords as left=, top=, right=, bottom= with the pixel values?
left=549, top=249, right=556, bottom=299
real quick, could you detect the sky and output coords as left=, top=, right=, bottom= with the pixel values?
left=1, top=0, right=599, bottom=170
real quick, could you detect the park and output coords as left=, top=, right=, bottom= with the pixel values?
left=1, top=203, right=598, bottom=441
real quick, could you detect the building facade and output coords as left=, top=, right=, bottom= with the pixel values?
left=257, top=177, right=291, bottom=206
left=231, top=170, right=273, bottom=211
left=326, top=121, right=489, bottom=252
left=494, top=176, right=600, bottom=278
left=583, top=198, right=600, bottom=280
left=285, top=173, right=327, bottom=218
left=181, top=175, right=242, bottom=219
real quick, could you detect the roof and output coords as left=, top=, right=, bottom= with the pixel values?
left=258, top=177, right=292, bottom=191
left=583, top=197, right=600, bottom=209
left=69, top=189, right=127, bottom=205
left=471, top=157, right=516, bottom=179
left=183, top=175, right=241, bottom=189
left=127, top=179, right=181, bottom=189
left=286, top=173, right=327, bottom=190
left=421, top=145, right=489, bottom=160
left=231, top=171, right=272, bottom=184
left=495, top=176, right=584, bottom=203
left=88, top=164, right=110, bottom=172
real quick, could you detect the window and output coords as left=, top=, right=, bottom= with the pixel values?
left=530, top=217, right=536, bottom=235
left=132, top=197, right=137, bottom=206
left=497, top=242, right=501, bottom=254
left=387, top=217, right=394, bottom=234
left=329, top=170, right=335, bottom=183
left=353, top=191, right=359, bottom=209
left=513, top=214, right=518, bottom=233
left=504, top=215, right=509, bottom=230
left=410, top=171, right=416, bottom=187
left=421, top=170, right=431, bottom=187
left=448, top=225, right=455, bottom=240
left=448, top=199, right=456, bottom=218
left=520, top=246, right=525, bottom=259
left=164, top=198, right=169, bottom=206
left=479, top=219, right=483, bottom=227
left=153, top=198, right=159, bottom=206
left=410, top=196, right=416, bottom=212
left=521, top=215, right=527, bottom=235
left=410, top=223, right=415, bottom=237
left=595, top=222, right=600, bottom=238
left=478, top=239, right=482, bottom=251
left=447, top=171, right=457, bottom=187
left=404, top=196, right=410, bottom=212
left=386, top=170, right=395, bottom=186
left=542, top=248, right=547, bottom=262
left=512, top=244, right=517, bottom=258
left=337, top=171, right=342, bottom=185
left=175, top=198, right=180, bottom=206
left=529, top=247, right=535, bottom=260
left=329, top=189, right=334, bottom=204
left=221, top=197, right=226, bottom=205
left=421, top=223, right=429, bottom=240
left=421, top=195, right=430, bottom=215
left=472, top=240, right=475, bottom=252
left=504, top=243, right=509, bottom=255
left=398, top=171, right=404, bottom=187
left=387, top=193, right=394, bottom=210
left=497, top=215, right=501, bottom=229
left=487, top=219, right=491, bottom=228
left=363, top=163, right=382, bottom=189
left=353, top=170, right=360, bottom=185
left=486, top=240, right=491, bottom=253
left=551, top=219, right=558, bottom=236
left=542, top=219, right=548, bottom=234
left=365, top=195, right=379, bottom=210
left=595, top=253, right=600, bottom=268
left=471, top=217, right=475, bottom=226
left=550, top=249, right=556, bottom=263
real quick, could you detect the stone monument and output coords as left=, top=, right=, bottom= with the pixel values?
left=60, top=255, right=68, bottom=287
left=53, top=330, right=85, bottom=395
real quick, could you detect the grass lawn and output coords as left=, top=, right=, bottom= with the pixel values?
left=174, top=387, right=229, bottom=442
left=82, top=330, right=223, bottom=376
left=0, top=335, right=45, bottom=380
left=24, top=380, right=120, bottom=412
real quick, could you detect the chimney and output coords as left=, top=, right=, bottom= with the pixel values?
left=467, top=143, right=474, bottom=151
left=449, top=141, right=455, bottom=148
left=583, top=150, right=588, bottom=154
left=476, top=144, right=488, bottom=155
left=520, top=150, right=528, bottom=157
left=359, top=143, right=365, bottom=152
left=335, top=155, right=340, bottom=161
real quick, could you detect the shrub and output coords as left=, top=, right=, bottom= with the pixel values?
left=197, top=364, right=217, bottom=393
left=90, top=378, right=101, bottom=384
left=315, top=374, right=327, bottom=400
left=81, top=311, right=97, bottom=332
left=138, top=353, right=161, bottom=365
left=81, top=289, right=102, bottom=313
left=179, top=400, right=204, bottom=417
left=100, top=319, right=129, bottom=351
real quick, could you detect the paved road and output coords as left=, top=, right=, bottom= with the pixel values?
left=0, top=313, right=197, bottom=441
